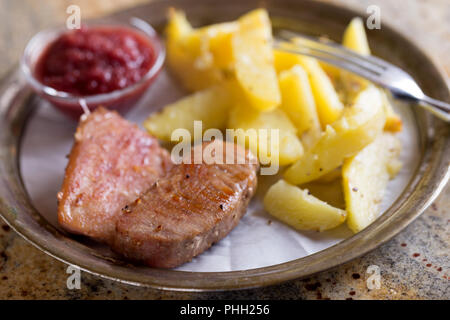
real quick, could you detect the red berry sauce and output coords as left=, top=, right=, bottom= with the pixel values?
left=36, top=26, right=156, bottom=96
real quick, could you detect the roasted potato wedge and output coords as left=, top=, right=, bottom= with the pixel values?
left=320, top=61, right=341, bottom=84
left=342, top=132, right=402, bottom=233
left=315, top=167, right=341, bottom=183
left=264, top=180, right=347, bottom=231
left=232, top=9, right=281, bottom=111
left=165, top=9, right=237, bottom=91
left=342, top=17, right=371, bottom=55
left=278, top=65, right=321, bottom=149
left=228, top=105, right=303, bottom=166
left=341, top=17, right=402, bottom=131
left=301, top=178, right=345, bottom=210
left=381, top=91, right=403, bottom=132
left=274, top=50, right=344, bottom=127
left=144, top=83, right=237, bottom=141
left=340, top=18, right=371, bottom=99
left=273, top=49, right=303, bottom=74
left=284, top=86, right=386, bottom=185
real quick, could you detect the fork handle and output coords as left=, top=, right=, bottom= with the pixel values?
left=418, top=96, right=450, bottom=122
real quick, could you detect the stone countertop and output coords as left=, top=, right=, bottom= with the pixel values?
left=0, top=0, right=448, bottom=300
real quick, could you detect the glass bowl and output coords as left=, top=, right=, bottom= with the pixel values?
left=20, top=17, right=165, bottom=119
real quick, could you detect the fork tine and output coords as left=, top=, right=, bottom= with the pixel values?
left=277, top=30, right=389, bottom=72
left=275, top=30, right=450, bottom=123
left=280, top=30, right=391, bottom=68
left=274, top=39, right=381, bottom=76
left=286, top=38, right=385, bottom=75
left=273, top=42, right=382, bottom=84
left=290, top=37, right=385, bottom=74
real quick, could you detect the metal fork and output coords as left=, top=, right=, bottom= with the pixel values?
left=274, top=30, right=450, bottom=122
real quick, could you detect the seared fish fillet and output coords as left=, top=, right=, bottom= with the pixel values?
left=57, top=108, right=172, bottom=242
left=112, top=140, right=258, bottom=268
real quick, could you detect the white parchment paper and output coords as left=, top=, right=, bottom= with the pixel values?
left=20, top=71, right=420, bottom=272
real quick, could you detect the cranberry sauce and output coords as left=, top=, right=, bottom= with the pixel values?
left=36, top=26, right=156, bottom=96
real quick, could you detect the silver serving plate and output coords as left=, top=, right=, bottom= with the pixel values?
left=0, top=0, right=448, bottom=291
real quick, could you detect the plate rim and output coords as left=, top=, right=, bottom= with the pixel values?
left=0, top=0, right=449, bottom=291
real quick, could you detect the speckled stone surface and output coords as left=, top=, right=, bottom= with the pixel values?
left=0, top=0, right=448, bottom=300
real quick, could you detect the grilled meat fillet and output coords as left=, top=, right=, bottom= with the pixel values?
left=112, top=140, right=258, bottom=268
left=57, top=108, right=172, bottom=242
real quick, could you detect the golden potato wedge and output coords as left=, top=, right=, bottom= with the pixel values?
left=278, top=65, right=321, bottom=149
left=301, top=178, right=346, bottom=210
left=264, top=180, right=347, bottom=232
left=387, top=158, right=403, bottom=178
left=320, top=61, right=341, bottom=84
left=165, top=9, right=237, bottom=91
left=341, top=18, right=402, bottom=131
left=284, top=86, right=386, bottom=185
left=144, top=83, right=236, bottom=141
left=228, top=106, right=303, bottom=166
left=273, top=50, right=303, bottom=74
left=274, top=50, right=344, bottom=126
left=166, top=8, right=192, bottom=39
left=197, top=22, right=238, bottom=70
left=342, top=17, right=371, bottom=55
left=340, top=18, right=371, bottom=99
left=381, top=90, right=403, bottom=132
left=315, top=167, right=341, bottom=183
left=342, top=132, right=402, bottom=233
left=301, top=59, right=343, bottom=126
left=232, top=9, right=281, bottom=111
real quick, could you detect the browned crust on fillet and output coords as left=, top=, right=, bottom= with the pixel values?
left=112, top=141, right=258, bottom=268
left=57, top=108, right=172, bottom=242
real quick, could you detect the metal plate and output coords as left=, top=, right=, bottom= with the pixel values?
left=0, top=0, right=448, bottom=291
